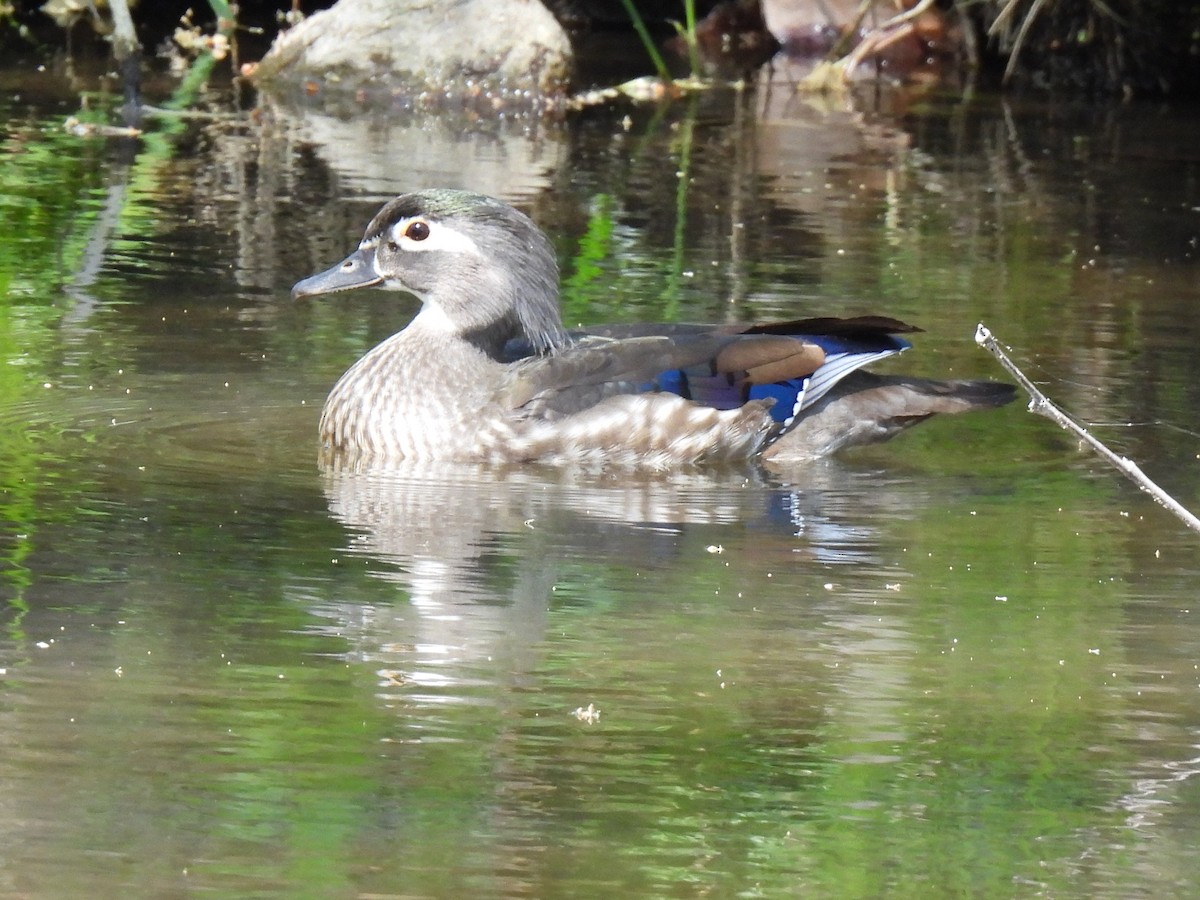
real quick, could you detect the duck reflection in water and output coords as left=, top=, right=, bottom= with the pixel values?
left=315, top=460, right=931, bottom=697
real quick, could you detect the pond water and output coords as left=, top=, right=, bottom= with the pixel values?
left=2, top=59, right=1200, bottom=897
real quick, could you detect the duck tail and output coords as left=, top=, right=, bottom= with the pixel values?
left=762, top=373, right=1016, bottom=462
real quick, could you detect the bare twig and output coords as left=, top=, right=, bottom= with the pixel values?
left=843, top=0, right=939, bottom=74
left=975, top=323, right=1200, bottom=533
left=800, top=0, right=938, bottom=91
left=999, top=0, right=1048, bottom=85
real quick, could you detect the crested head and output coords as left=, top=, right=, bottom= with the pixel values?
left=360, top=189, right=569, bottom=356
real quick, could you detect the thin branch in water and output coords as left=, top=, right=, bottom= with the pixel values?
left=975, top=323, right=1200, bottom=534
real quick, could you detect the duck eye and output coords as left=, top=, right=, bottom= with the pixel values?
left=405, top=220, right=430, bottom=241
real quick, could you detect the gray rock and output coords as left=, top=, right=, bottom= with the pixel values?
left=252, top=0, right=573, bottom=113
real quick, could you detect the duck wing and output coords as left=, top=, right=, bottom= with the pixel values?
left=500, top=315, right=916, bottom=423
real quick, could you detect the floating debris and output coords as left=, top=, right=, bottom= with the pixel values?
left=572, top=703, right=600, bottom=724
left=63, top=117, right=141, bottom=139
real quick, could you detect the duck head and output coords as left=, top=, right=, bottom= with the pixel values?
left=292, top=189, right=569, bottom=356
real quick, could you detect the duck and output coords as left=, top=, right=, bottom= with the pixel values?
left=293, top=189, right=1014, bottom=467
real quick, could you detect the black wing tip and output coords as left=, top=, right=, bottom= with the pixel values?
left=959, top=380, right=1019, bottom=408
left=747, top=316, right=924, bottom=338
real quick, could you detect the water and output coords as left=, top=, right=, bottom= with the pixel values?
left=2, top=61, right=1200, bottom=897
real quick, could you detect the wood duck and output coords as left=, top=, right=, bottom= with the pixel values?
left=293, top=189, right=1014, bottom=467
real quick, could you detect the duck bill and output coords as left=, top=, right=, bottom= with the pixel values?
left=291, top=248, right=382, bottom=299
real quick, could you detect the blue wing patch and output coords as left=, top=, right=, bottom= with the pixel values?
left=648, top=333, right=911, bottom=423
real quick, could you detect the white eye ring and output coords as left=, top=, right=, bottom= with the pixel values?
left=388, top=219, right=481, bottom=256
